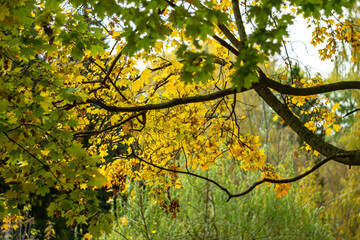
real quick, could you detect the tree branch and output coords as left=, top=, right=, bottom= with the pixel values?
left=133, top=151, right=352, bottom=202
left=255, top=85, right=360, bottom=165
left=86, top=87, right=243, bottom=112
left=344, top=108, right=360, bottom=118
left=260, top=73, right=360, bottom=96
left=228, top=153, right=352, bottom=201
left=212, top=35, right=239, bottom=55
left=2, top=132, right=66, bottom=190
left=102, top=48, right=124, bottom=83
left=88, top=57, right=107, bottom=74
left=74, top=111, right=145, bottom=137
left=85, top=76, right=360, bottom=113
left=231, top=0, right=247, bottom=45
left=217, top=24, right=241, bottom=52
left=132, top=153, right=233, bottom=197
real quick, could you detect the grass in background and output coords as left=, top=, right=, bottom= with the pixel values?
left=104, top=157, right=334, bottom=240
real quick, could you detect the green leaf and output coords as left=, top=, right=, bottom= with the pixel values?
left=77, top=21, right=88, bottom=33
left=72, top=43, right=85, bottom=60
left=45, top=0, right=61, bottom=10
left=37, top=186, right=50, bottom=196
left=75, top=215, right=88, bottom=225
left=87, top=174, right=106, bottom=188
left=55, top=13, right=67, bottom=26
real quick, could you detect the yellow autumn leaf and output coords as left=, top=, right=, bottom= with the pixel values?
left=75, top=75, right=87, bottom=83
left=273, top=115, right=278, bottom=121
left=154, top=41, right=163, bottom=53
left=140, top=68, right=152, bottom=83
left=333, top=124, right=340, bottom=132
left=34, top=25, right=42, bottom=31
left=112, top=31, right=121, bottom=39
left=94, top=59, right=106, bottom=69
left=1, top=223, right=10, bottom=231
left=304, top=144, right=311, bottom=151
left=163, top=8, right=169, bottom=15
left=132, top=80, right=142, bottom=92
left=84, top=233, right=93, bottom=239
left=122, top=124, right=130, bottom=135
left=120, top=217, right=128, bottom=225
left=171, top=59, right=180, bottom=69
left=12, top=224, right=19, bottom=231
left=41, top=149, right=50, bottom=156
left=99, top=149, right=107, bottom=158
left=331, top=103, right=340, bottom=112
left=325, top=128, right=332, bottom=135
left=280, top=75, right=287, bottom=80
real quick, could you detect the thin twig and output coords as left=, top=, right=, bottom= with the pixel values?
left=73, top=111, right=145, bottom=137
left=344, top=108, right=360, bottom=118
left=111, top=228, right=130, bottom=240
left=132, top=153, right=233, bottom=197
left=228, top=153, right=352, bottom=201
left=133, top=151, right=352, bottom=203
left=102, top=48, right=124, bottom=83
left=88, top=57, right=107, bottom=74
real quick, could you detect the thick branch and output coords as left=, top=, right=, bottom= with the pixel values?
left=217, top=24, right=241, bottom=52
left=85, top=77, right=360, bottom=113
left=255, top=86, right=360, bottom=165
left=212, top=35, right=239, bottom=55
left=260, top=74, right=360, bottom=96
left=231, top=0, right=247, bottom=45
left=86, top=87, right=243, bottom=112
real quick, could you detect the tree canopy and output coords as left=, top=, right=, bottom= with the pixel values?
left=1, top=0, right=360, bottom=237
